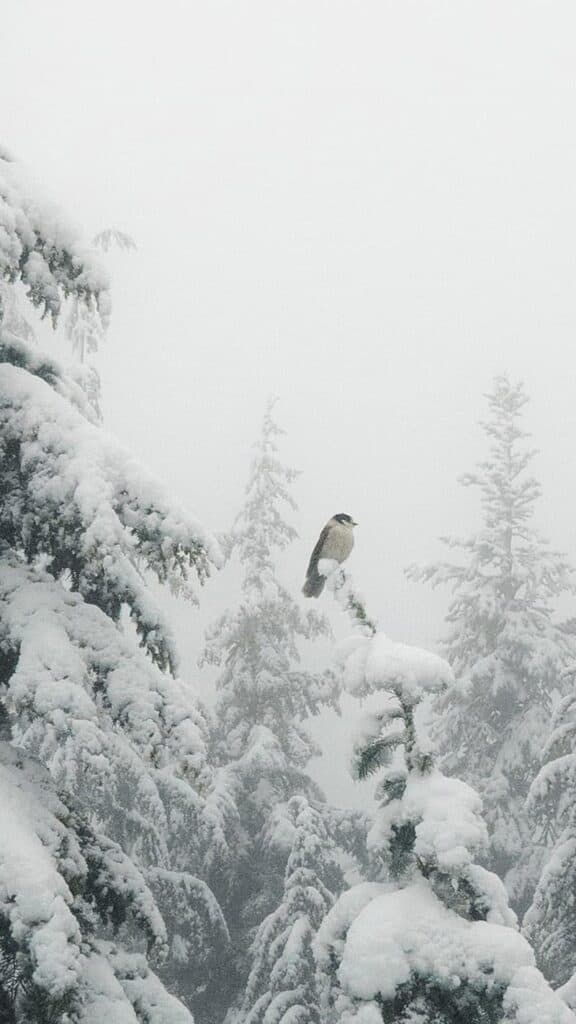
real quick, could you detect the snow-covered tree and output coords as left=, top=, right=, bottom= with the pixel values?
left=204, top=404, right=338, bottom=777
left=0, top=151, right=226, bottom=1019
left=315, top=621, right=576, bottom=1024
left=200, top=405, right=363, bottom=1019
left=238, top=796, right=337, bottom=1024
left=523, top=673, right=576, bottom=988
left=0, top=741, right=195, bottom=1024
left=408, top=375, right=575, bottom=912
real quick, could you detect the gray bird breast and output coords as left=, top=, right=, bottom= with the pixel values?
left=322, top=524, right=355, bottom=563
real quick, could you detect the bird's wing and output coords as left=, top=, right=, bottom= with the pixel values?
left=306, top=525, right=331, bottom=577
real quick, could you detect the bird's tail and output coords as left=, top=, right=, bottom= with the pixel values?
left=302, top=571, right=325, bottom=598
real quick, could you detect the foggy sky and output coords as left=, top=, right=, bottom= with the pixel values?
left=3, top=1, right=576, bottom=804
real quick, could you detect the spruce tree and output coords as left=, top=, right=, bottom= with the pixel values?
left=0, top=150, right=225, bottom=1019
left=315, top=620, right=575, bottom=1024
left=408, top=375, right=574, bottom=912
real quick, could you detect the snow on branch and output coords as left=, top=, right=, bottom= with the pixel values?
left=83, top=942, right=194, bottom=1024
left=0, top=153, right=109, bottom=325
left=0, top=744, right=184, bottom=1021
left=0, top=745, right=83, bottom=1003
left=1, top=557, right=211, bottom=826
left=339, top=630, right=453, bottom=704
left=0, top=328, right=102, bottom=424
left=0, top=364, right=222, bottom=670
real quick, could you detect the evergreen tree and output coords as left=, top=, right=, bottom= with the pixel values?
left=523, top=677, right=576, bottom=988
left=0, top=742, right=195, bottom=1024
left=239, top=796, right=336, bottom=1024
left=408, top=375, right=574, bottom=912
left=200, top=405, right=362, bottom=1019
left=315, top=622, right=575, bottom=1024
left=0, top=150, right=226, bottom=1019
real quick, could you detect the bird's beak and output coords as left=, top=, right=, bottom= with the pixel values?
left=352, top=521, right=358, bottom=526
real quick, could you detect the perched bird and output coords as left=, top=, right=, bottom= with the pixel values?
left=302, top=513, right=357, bottom=597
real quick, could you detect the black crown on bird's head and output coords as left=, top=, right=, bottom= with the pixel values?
left=333, top=513, right=358, bottom=525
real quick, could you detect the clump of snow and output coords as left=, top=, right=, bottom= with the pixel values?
left=466, top=863, right=518, bottom=928
left=335, top=1004, right=384, bottom=1024
left=338, top=879, right=532, bottom=1002
left=314, top=882, right=390, bottom=971
left=503, top=966, right=576, bottom=1024
left=371, top=770, right=488, bottom=873
left=339, top=632, right=453, bottom=704
left=318, top=557, right=341, bottom=579
left=319, top=876, right=575, bottom=1022
left=558, top=973, right=576, bottom=1011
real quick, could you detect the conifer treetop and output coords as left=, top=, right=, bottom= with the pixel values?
left=406, top=375, right=575, bottom=912
left=230, top=398, right=299, bottom=588
left=410, top=374, right=573, bottom=624
left=203, top=401, right=338, bottom=772
left=315, top=626, right=576, bottom=1024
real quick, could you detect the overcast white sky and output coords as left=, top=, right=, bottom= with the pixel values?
left=3, top=1, right=576, bottom=803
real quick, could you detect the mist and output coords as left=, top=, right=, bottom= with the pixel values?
left=2, top=4, right=576, bottom=1021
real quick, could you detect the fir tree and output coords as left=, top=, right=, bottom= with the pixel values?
left=239, top=796, right=336, bottom=1024
left=200, top=405, right=361, bottom=1019
left=315, top=620, right=575, bottom=1024
left=408, top=375, right=574, bottom=912
left=0, top=150, right=225, bottom=1019
left=204, top=403, right=338, bottom=776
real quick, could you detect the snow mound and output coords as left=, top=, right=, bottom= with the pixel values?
left=339, top=880, right=530, bottom=1001
left=314, top=882, right=390, bottom=970
left=339, top=631, right=453, bottom=703
left=319, top=878, right=576, bottom=1022
left=503, top=966, right=576, bottom=1024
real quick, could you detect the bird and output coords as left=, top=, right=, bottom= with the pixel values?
left=302, top=513, right=358, bottom=597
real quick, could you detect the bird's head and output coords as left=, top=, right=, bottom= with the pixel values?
left=333, top=513, right=358, bottom=527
